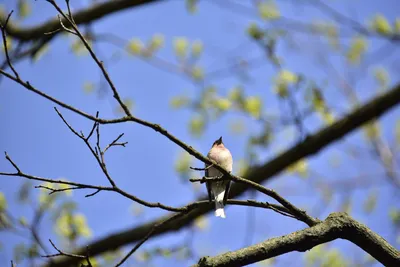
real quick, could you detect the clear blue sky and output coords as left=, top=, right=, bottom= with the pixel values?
left=0, top=0, right=399, bottom=266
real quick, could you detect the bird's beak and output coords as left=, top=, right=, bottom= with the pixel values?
left=218, top=136, right=223, bottom=144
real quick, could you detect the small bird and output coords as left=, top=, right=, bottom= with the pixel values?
left=205, top=136, right=233, bottom=218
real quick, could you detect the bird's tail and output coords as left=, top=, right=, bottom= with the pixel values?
left=213, top=188, right=226, bottom=218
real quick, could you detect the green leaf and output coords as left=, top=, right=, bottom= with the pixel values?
left=17, top=0, right=31, bottom=19
left=189, top=115, right=205, bottom=137
left=186, top=0, right=199, bottom=13
left=258, top=1, right=280, bottom=20
left=373, top=66, right=390, bottom=89
left=321, top=248, right=348, bottom=267
left=346, top=36, right=367, bottom=64
left=371, top=14, right=392, bottom=35
left=174, top=37, right=189, bottom=58
left=247, top=23, right=264, bottom=40
left=244, top=96, right=262, bottom=118
left=18, top=216, right=28, bottom=227
left=287, top=159, right=308, bottom=178
left=228, top=86, right=244, bottom=102
left=214, top=98, right=232, bottom=111
left=174, top=152, right=193, bottom=175
left=273, top=70, right=298, bottom=97
left=191, top=40, right=203, bottom=57
left=170, top=96, right=190, bottom=109
left=127, top=38, right=143, bottom=55
left=149, top=33, right=164, bottom=51
left=0, top=192, right=6, bottom=211
left=363, top=121, right=380, bottom=140
left=389, top=207, right=400, bottom=225
left=191, top=66, right=204, bottom=80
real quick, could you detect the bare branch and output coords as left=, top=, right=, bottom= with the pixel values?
left=0, top=11, right=19, bottom=79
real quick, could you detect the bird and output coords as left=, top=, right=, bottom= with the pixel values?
left=205, top=136, right=233, bottom=218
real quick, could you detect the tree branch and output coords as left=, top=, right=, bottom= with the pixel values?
left=1, top=0, right=163, bottom=41
left=43, top=82, right=400, bottom=267
left=191, top=212, right=400, bottom=267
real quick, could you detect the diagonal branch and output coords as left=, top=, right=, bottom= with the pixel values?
left=191, top=212, right=400, bottom=267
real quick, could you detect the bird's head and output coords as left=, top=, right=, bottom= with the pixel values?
left=212, top=136, right=224, bottom=147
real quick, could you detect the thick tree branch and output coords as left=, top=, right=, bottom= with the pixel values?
left=1, top=0, right=163, bottom=41
left=191, top=212, right=400, bottom=267
left=44, top=82, right=400, bottom=267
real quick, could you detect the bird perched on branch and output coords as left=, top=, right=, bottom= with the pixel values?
left=205, top=136, right=233, bottom=218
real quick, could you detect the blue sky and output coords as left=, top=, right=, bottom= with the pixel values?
left=0, top=0, right=399, bottom=266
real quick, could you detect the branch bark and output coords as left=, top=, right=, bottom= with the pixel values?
left=44, top=82, right=400, bottom=267
left=1, top=0, right=163, bottom=41
left=191, top=212, right=400, bottom=267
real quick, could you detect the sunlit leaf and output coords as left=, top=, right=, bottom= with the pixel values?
left=244, top=96, right=262, bottom=119
left=174, top=37, right=189, bottom=58
left=273, top=70, right=298, bottom=97
left=127, top=38, right=143, bottom=55
left=214, top=98, right=232, bottom=111
left=346, top=36, right=367, bottom=64
left=73, top=213, right=92, bottom=237
left=258, top=1, right=280, bottom=20
left=371, top=14, right=392, bottom=35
